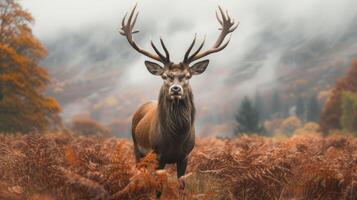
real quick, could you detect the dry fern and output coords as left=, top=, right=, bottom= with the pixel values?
left=0, top=133, right=356, bottom=199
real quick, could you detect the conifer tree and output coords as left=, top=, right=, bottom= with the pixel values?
left=295, top=96, right=305, bottom=120
left=235, top=96, right=265, bottom=135
left=306, top=95, right=320, bottom=122
left=271, top=91, right=281, bottom=118
left=254, top=91, right=265, bottom=121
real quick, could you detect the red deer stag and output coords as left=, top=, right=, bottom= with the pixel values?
left=120, top=4, right=238, bottom=181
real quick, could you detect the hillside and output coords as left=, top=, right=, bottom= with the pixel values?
left=41, top=23, right=357, bottom=136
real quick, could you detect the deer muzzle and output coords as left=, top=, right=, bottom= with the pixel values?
left=169, top=84, right=183, bottom=99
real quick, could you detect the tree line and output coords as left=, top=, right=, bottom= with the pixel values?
left=234, top=92, right=321, bottom=136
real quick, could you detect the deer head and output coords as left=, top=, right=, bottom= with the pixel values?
left=120, top=4, right=238, bottom=100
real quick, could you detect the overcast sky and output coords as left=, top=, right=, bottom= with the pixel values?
left=20, top=0, right=357, bottom=136
left=21, top=0, right=357, bottom=83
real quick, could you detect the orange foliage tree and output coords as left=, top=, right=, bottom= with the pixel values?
left=0, top=0, right=61, bottom=133
left=70, top=118, right=112, bottom=136
left=320, top=60, right=357, bottom=133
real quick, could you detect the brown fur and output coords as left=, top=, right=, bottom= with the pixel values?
left=132, top=84, right=195, bottom=177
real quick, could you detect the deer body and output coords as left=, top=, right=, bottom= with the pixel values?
left=120, top=4, right=238, bottom=180
left=132, top=87, right=195, bottom=166
left=132, top=70, right=196, bottom=176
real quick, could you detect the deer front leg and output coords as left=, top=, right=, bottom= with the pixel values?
left=177, top=157, right=188, bottom=190
left=156, top=155, right=166, bottom=199
left=133, top=144, right=143, bottom=162
left=157, top=156, right=166, bottom=169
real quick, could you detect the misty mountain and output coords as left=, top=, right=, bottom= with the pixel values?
left=42, top=21, right=357, bottom=136
left=28, top=0, right=357, bottom=136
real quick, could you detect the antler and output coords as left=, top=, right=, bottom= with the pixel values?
left=120, top=4, right=170, bottom=64
left=183, top=6, right=239, bottom=64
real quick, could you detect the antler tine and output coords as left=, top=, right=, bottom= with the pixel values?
left=120, top=4, right=170, bottom=64
left=160, top=37, right=170, bottom=62
left=215, top=11, right=223, bottom=25
left=183, top=34, right=197, bottom=62
left=184, top=6, right=238, bottom=64
left=188, top=36, right=206, bottom=61
left=226, top=10, right=231, bottom=22
left=121, top=12, right=127, bottom=27
left=119, top=12, right=128, bottom=35
left=128, top=4, right=137, bottom=26
left=218, top=6, right=226, bottom=22
left=131, top=12, right=139, bottom=30
left=230, top=21, right=240, bottom=33
left=151, top=40, right=167, bottom=61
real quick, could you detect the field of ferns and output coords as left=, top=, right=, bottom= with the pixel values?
left=0, top=133, right=356, bottom=200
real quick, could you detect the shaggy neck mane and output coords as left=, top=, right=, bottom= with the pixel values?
left=157, top=86, right=195, bottom=137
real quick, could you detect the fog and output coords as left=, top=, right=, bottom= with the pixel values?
left=21, top=0, right=357, bottom=136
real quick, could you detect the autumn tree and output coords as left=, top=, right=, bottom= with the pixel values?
left=320, top=60, right=357, bottom=133
left=70, top=118, right=111, bottom=136
left=280, top=116, right=302, bottom=135
left=0, top=0, right=61, bottom=133
left=340, top=91, right=357, bottom=133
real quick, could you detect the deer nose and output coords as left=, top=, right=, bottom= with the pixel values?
left=170, top=85, right=182, bottom=94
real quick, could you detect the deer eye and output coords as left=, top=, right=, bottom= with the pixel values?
left=178, top=75, right=185, bottom=81
left=162, top=74, right=167, bottom=80
left=167, top=75, right=174, bottom=81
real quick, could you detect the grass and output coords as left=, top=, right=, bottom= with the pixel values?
left=0, top=132, right=356, bottom=199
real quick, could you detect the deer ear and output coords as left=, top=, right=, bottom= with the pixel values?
left=145, top=61, right=164, bottom=76
left=190, top=60, right=209, bottom=75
